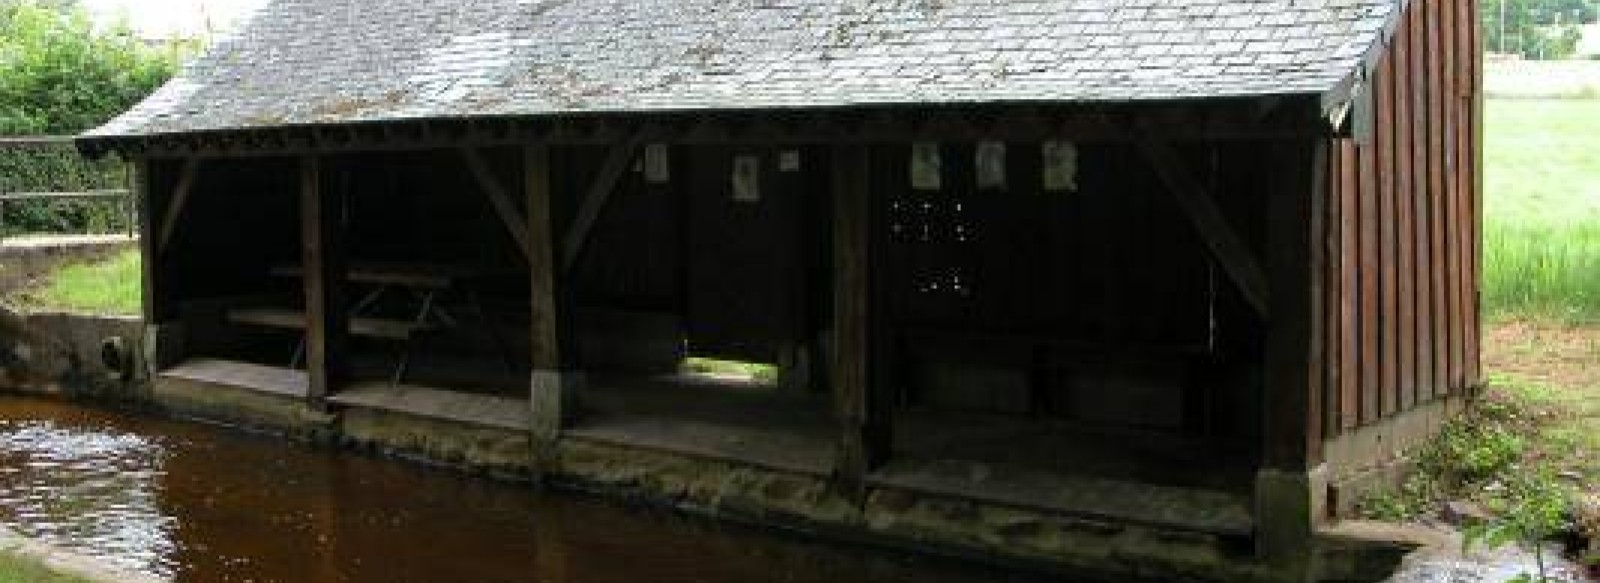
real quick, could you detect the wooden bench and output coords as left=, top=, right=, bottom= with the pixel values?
left=227, top=307, right=440, bottom=384
left=227, top=307, right=438, bottom=340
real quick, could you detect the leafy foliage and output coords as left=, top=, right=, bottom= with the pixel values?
left=22, top=248, right=140, bottom=314
left=1461, top=466, right=1573, bottom=583
left=0, top=1, right=183, bottom=234
left=0, top=0, right=182, bottom=135
left=1482, top=0, right=1600, bottom=59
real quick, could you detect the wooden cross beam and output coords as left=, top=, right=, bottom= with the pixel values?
left=561, top=131, right=653, bottom=273
left=155, top=158, right=201, bottom=254
left=1135, top=138, right=1271, bottom=318
left=460, top=148, right=534, bottom=263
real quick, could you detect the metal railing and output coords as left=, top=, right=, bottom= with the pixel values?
left=0, top=136, right=133, bottom=242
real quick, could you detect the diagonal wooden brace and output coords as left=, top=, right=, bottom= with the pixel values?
left=1135, top=138, right=1271, bottom=318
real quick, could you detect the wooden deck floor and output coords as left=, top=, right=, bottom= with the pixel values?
left=162, top=358, right=308, bottom=398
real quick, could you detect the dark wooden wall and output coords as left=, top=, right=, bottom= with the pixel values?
left=877, top=140, right=1273, bottom=438
left=1324, top=0, right=1481, bottom=435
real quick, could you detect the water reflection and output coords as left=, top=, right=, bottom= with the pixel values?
left=0, top=398, right=1057, bottom=583
left=0, top=418, right=177, bottom=577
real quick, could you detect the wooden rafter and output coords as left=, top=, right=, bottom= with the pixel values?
left=561, top=131, right=652, bottom=273
left=460, top=148, right=534, bottom=262
left=155, top=158, right=201, bottom=254
left=1135, top=138, right=1271, bottom=318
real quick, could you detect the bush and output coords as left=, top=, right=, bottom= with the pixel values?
left=0, top=1, right=183, bottom=135
left=0, top=1, right=183, bottom=235
left=1358, top=398, right=1531, bottom=521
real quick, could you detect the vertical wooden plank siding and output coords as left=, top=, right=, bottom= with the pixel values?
left=1393, top=20, right=1417, bottom=412
left=1456, top=0, right=1480, bottom=391
left=300, top=155, right=348, bottom=407
left=1358, top=115, right=1380, bottom=425
left=1376, top=48, right=1400, bottom=418
left=1338, top=141, right=1360, bottom=431
left=1428, top=0, right=1451, bottom=400
left=1467, top=0, right=1484, bottom=389
left=1325, top=139, right=1343, bottom=436
left=1410, top=0, right=1435, bottom=410
left=1452, top=0, right=1465, bottom=394
left=1325, top=0, right=1481, bottom=437
left=1446, top=0, right=1459, bottom=395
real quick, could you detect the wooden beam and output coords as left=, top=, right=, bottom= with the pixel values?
left=300, top=155, right=348, bottom=408
left=1135, top=138, right=1271, bottom=318
left=134, top=158, right=161, bottom=323
left=561, top=132, right=651, bottom=273
left=1262, top=139, right=1328, bottom=471
left=460, top=148, right=533, bottom=262
left=155, top=158, right=201, bottom=254
left=831, top=143, right=889, bottom=498
left=134, top=157, right=186, bottom=372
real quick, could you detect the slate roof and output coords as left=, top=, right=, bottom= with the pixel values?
left=88, top=0, right=1399, bottom=139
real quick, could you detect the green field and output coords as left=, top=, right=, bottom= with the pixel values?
left=26, top=249, right=141, bottom=315
left=1483, top=98, right=1600, bottom=322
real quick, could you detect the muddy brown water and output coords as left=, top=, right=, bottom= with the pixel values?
left=0, top=397, right=1064, bottom=583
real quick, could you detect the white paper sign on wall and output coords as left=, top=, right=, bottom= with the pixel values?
left=1043, top=140, right=1079, bottom=193
left=910, top=142, right=942, bottom=191
left=732, top=155, right=762, bottom=203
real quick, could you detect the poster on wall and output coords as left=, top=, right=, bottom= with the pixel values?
left=643, top=144, right=671, bottom=183
left=1043, top=140, right=1079, bottom=193
left=976, top=141, right=1007, bottom=191
left=732, top=155, right=762, bottom=203
left=910, top=142, right=942, bottom=191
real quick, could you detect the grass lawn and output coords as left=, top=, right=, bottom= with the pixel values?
left=0, top=550, right=99, bottom=583
left=19, top=249, right=140, bottom=315
left=1484, top=98, right=1600, bottom=322
left=1483, top=321, right=1600, bottom=483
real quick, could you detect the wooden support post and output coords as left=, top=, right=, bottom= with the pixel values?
left=155, top=158, right=201, bottom=254
left=1256, top=139, right=1329, bottom=567
left=135, top=157, right=184, bottom=374
left=526, top=144, right=578, bottom=469
left=1135, top=138, right=1271, bottom=318
left=300, top=155, right=348, bottom=408
left=830, top=143, right=889, bottom=498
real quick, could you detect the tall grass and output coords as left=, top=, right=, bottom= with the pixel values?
left=1482, top=98, right=1600, bottom=322
left=1484, top=221, right=1600, bottom=322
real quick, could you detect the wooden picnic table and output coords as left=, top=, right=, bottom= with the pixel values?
left=229, top=262, right=514, bottom=384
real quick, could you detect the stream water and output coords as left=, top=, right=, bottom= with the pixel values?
left=0, top=397, right=1057, bottom=583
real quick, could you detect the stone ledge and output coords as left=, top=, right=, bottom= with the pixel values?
left=0, top=524, right=163, bottom=583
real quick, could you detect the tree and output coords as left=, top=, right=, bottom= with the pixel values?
left=0, top=0, right=181, bottom=135
left=1484, top=0, right=1600, bottom=59
left=0, top=0, right=184, bottom=234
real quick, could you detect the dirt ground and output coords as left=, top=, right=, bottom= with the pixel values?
left=1481, top=319, right=1600, bottom=482
left=1484, top=320, right=1600, bottom=392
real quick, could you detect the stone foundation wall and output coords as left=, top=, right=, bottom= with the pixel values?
left=1323, top=397, right=1467, bottom=518
left=152, top=386, right=1286, bottom=583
